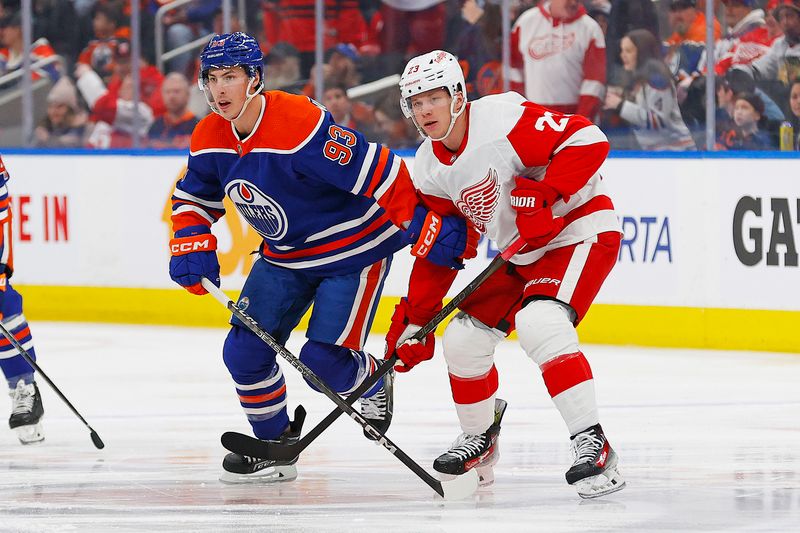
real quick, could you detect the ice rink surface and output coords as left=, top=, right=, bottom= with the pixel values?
left=0, top=322, right=798, bottom=532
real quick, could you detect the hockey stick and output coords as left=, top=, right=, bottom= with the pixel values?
left=0, top=322, right=105, bottom=449
left=223, top=237, right=528, bottom=463
left=201, top=278, right=479, bottom=500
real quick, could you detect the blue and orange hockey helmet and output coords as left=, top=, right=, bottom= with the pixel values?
left=198, top=32, right=264, bottom=114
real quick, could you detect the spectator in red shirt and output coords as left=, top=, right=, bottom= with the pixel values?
left=510, top=0, right=607, bottom=120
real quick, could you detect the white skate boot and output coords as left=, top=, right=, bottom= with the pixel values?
left=8, top=380, right=44, bottom=445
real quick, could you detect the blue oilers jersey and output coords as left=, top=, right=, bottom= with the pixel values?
left=171, top=91, right=417, bottom=275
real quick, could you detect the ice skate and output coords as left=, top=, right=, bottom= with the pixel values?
left=359, top=369, right=393, bottom=440
left=220, top=406, right=305, bottom=484
left=566, top=424, right=625, bottom=499
left=433, top=398, right=507, bottom=487
left=8, top=380, right=44, bottom=445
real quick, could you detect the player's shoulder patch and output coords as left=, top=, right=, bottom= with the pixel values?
left=189, top=112, right=233, bottom=153
left=251, top=91, right=325, bottom=152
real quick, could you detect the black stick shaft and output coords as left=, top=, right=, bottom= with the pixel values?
left=223, top=237, right=527, bottom=460
left=202, top=279, right=447, bottom=497
left=0, top=321, right=105, bottom=449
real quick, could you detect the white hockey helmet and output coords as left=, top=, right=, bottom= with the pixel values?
left=399, top=50, right=466, bottom=140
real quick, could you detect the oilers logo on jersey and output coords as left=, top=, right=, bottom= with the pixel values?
left=455, top=168, right=500, bottom=232
left=226, top=180, right=289, bottom=240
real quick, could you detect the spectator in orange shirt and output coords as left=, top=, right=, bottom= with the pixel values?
left=665, top=0, right=721, bottom=46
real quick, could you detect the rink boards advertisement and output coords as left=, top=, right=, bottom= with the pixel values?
left=3, top=152, right=798, bottom=352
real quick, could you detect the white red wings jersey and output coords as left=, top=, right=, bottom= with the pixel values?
left=510, top=2, right=606, bottom=118
left=411, top=91, right=620, bottom=267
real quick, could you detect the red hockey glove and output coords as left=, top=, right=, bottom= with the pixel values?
left=510, top=176, right=565, bottom=249
left=169, top=226, right=220, bottom=295
left=385, top=298, right=436, bottom=373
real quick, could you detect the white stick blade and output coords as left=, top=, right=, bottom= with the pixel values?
left=440, top=468, right=479, bottom=500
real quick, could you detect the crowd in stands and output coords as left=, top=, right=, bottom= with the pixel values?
left=0, top=0, right=798, bottom=151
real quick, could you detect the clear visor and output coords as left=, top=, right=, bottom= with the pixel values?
left=199, top=65, right=249, bottom=90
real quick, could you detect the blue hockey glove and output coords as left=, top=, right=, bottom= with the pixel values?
left=404, top=206, right=478, bottom=270
left=169, top=225, right=220, bottom=295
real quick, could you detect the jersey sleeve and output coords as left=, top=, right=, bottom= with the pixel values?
left=170, top=148, right=226, bottom=234
left=291, top=111, right=417, bottom=228
left=0, top=156, right=12, bottom=274
left=507, top=102, right=609, bottom=199
left=577, top=21, right=606, bottom=119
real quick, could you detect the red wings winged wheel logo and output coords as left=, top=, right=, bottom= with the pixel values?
left=455, top=168, right=500, bottom=232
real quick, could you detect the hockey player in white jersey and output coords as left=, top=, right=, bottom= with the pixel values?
left=385, top=50, right=625, bottom=498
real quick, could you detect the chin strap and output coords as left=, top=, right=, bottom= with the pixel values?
left=411, top=94, right=467, bottom=142
left=231, top=78, right=260, bottom=121
left=429, top=96, right=467, bottom=142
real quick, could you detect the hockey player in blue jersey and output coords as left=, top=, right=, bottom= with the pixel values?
left=0, top=155, right=45, bottom=445
left=168, top=32, right=477, bottom=483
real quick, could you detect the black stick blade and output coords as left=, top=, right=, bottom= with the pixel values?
left=90, top=430, right=105, bottom=449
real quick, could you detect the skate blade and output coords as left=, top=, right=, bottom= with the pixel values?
left=15, top=423, right=44, bottom=445
left=476, top=465, right=495, bottom=487
left=437, top=465, right=493, bottom=487
left=440, top=468, right=479, bottom=500
left=219, top=464, right=297, bottom=484
left=573, top=464, right=626, bottom=499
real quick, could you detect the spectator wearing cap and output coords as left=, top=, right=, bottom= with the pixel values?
left=147, top=72, right=198, bottom=149
left=0, top=11, right=60, bottom=87
left=603, top=28, right=696, bottom=151
left=738, top=0, right=800, bottom=94
left=33, top=76, right=88, bottom=148
left=264, top=41, right=304, bottom=94
left=716, top=91, right=773, bottom=149
left=510, top=0, right=606, bottom=120
left=303, top=43, right=361, bottom=98
left=721, top=66, right=785, bottom=124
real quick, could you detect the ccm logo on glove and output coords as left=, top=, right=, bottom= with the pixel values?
left=170, top=235, right=217, bottom=255
left=410, top=211, right=441, bottom=258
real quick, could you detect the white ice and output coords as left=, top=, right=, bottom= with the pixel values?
left=1, top=322, right=799, bottom=532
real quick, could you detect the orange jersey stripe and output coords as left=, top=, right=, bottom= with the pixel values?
left=364, top=147, right=390, bottom=197
left=238, top=384, right=287, bottom=404
left=341, top=261, right=383, bottom=350
left=0, top=326, right=30, bottom=347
